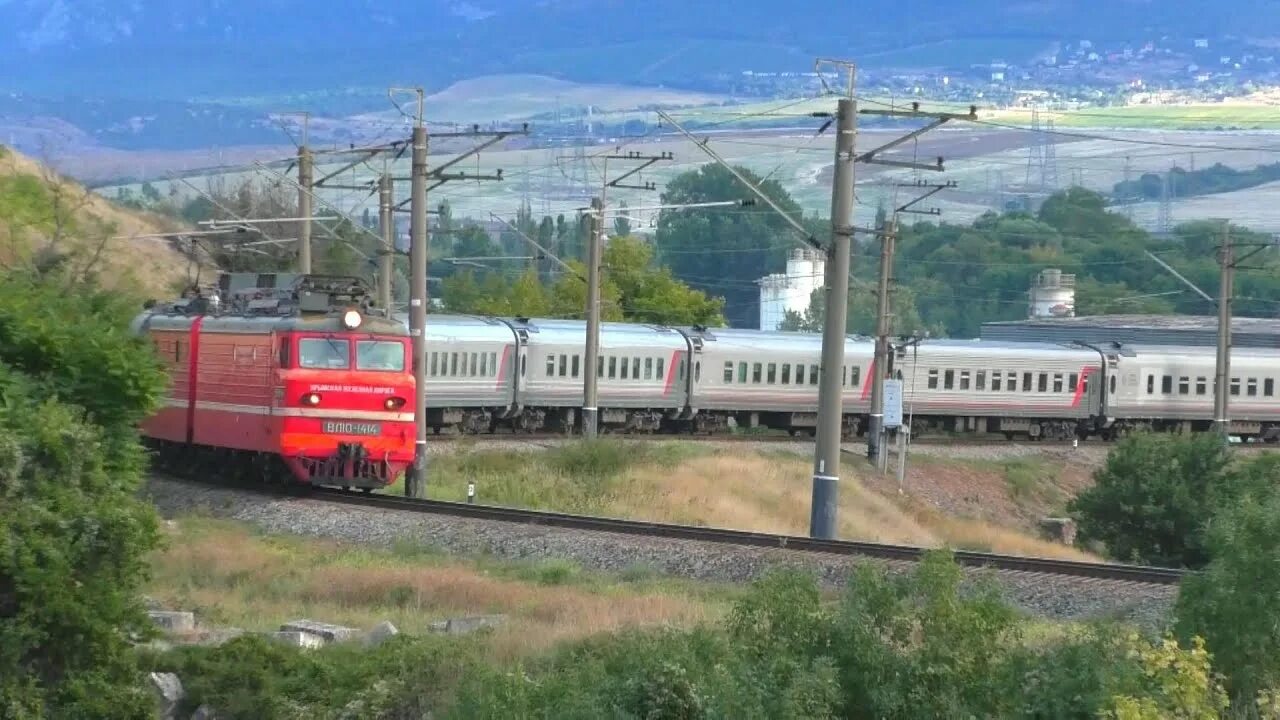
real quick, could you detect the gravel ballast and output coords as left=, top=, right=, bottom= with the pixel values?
left=144, top=476, right=1175, bottom=627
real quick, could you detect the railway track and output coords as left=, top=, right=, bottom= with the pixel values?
left=303, top=487, right=1187, bottom=586
left=422, top=432, right=1090, bottom=448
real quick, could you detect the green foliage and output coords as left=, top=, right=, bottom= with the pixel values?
left=0, top=270, right=166, bottom=717
left=655, top=164, right=802, bottom=328
left=439, top=236, right=724, bottom=326
left=1176, top=485, right=1280, bottom=704
left=1068, top=433, right=1273, bottom=567
left=145, top=633, right=482, bottom=720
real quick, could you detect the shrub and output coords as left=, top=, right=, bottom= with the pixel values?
left=1068, top=433, right=1272, bottom=567
left=1176, top=489, right=1280, bottom=704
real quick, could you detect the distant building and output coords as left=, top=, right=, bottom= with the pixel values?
left=982, top=315, right=1280, bottom=349
left=1195, top=38, right=1210, bottom=49
left=758, top=249, right=825, bottom=330
left=1028, top=269, right=1076, bottom=319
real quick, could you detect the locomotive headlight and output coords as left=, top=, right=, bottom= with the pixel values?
left=301, top=393, right=322, bottom=406
left=384, top=396, right=406, bottom=410
left=341, top=309, right=363, bottom=330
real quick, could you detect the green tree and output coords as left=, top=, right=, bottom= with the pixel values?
left=1068, top=433, right=1273, bottom=567
left=613, top=200, right=633, bottom=237
left=655, top=165, right=799, bottom=328
left=0, top=274, right=166, bottom=717
left=605, top=236, right=725, bottom=326
left=1176, top=465, right=1280, bottom=704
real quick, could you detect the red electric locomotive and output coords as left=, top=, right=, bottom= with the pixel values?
left=132, top=273, right=414, bottom=489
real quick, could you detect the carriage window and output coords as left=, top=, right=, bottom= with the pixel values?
left=546, top=356, right=556, bottom=377
left=597, top=356, right=604, bottom=377
left=1053, top=374, right=1064, bottom=393
left=656, top=358, right=664, bottom=380
left=991, top=371, right=1002, bottom=391
left=559, top=354, right=567, bottom=377
left=851, top=366, right=861, bottom=388
left=695, top=361, right=701, bottom=382
left=1267, top=379, right=1276, bottom=397
left=753, top=363, right=762, bottom=384
left=1197, top=377, right=1207, bottom=395
left=767, top=363, right=777, bottom=384
left=781, top=363, right=791, bottom=385
left=429, top=352, right=438, bottom=377
left=1110, top=375, right=1116, bottom=394
left=810, top=364, right=819, bottom=385
left=645, top=358, right=653, bottom=380
left=620, top=357, right=629, bottom=380
left=739, top=362, right=748, bottom=383
left=1162, top=375, right=1173, bottom=394
left=608, top=357, right=617, bottom=379
left=1248, top=378, right=1259, bottom=397
left=470, top=353, right=479, bottom=377
left=1231, top=378, right=1241, bottom=396
left=976, top=371, right=986, bottom=391
left=959, top=371, right=971, bottom=391
left=795, top=364, right=806, bottom=385
left=1022, top=372, right=1033, bottom=393
left=842, top=366, right=848, bottom=386
left=571, top=355, right=580, bottom=378
left=928, top=369, right=939, bottom=390
left=450, top=352, right=460, bottom=376
left=355, top=340, right=406, bottom=372
left=944, top=370, right=954, bottom=390
left=1179, top=376, right=1190, bottom=395
left=1068, top=373, right=1079, bottom=392
left=479, top=353, right=488, bottom=376
left=299, top=338, right=351, bottom=369
left=1038, top=373, right=1048, bottom=392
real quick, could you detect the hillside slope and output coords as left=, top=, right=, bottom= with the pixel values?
left=0, top=145, right=199, bottom=297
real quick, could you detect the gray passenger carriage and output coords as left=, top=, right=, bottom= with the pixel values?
left=512, top=318, right=688, bottom=432
left=897, top=340, right=1103, bottom=439
left=684, top=327, right=875, bottom=435
left=396, top=313, right=520, bottom=433
left=1107, top=344, right=1280, bottom=439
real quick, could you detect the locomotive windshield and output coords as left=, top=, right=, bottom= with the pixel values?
left=299, top=338, right=351, bottom=369
left=356, top=340, right=406, bottom=372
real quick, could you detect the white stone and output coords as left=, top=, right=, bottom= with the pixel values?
left=149, top=672, right=185, bottom=719
left=269, top=631, right=325, bottom=649
left=364, top=620, right=400, bottom=647
left=280, top=619, right=360, bottom=643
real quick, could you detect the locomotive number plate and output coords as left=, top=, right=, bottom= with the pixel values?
left=323, top=421, right=382, bottom=436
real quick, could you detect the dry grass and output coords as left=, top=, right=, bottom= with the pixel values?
left=147, top=518, right=725, bottom=662
left=0, top=146, right=197, bottom=297
left=613, top=452, right=1096, bottom=560
left=419, top=441, right=1100, bottom=562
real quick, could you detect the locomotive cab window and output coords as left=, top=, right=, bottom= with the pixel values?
left=299, top=338, right=351, bottom=369
left=356, top=341, right=405, bottom=372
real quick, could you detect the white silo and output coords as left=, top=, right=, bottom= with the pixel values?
left=1028, top=268, right=1076, bottom=318
left=758, top=249, right=826, bottom=330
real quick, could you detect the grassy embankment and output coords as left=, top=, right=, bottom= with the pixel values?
left=147, top=517, right=729, bottom=662
left=385, top=440, right=1094, bottom=561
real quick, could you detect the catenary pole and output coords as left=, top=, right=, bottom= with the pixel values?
left=378, top=173, right=395, bottom=316
left=810, top=93, right=857, bottom=540
left=1214, top=220, right=1233, bottom=441
left=406, top=91, right=429, bottom=499
left=297, top=145, right=313, bottom=273
left=867, top=216, right=896, bottom=465
left=583, top=197, right=603, bottom=438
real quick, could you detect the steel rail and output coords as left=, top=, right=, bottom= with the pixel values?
left=304, top=488, right=1187, bottom=586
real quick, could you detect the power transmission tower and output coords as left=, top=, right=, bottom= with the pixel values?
left=1158, top=171, right=1172, bottom=234
left=581, top=150, right=673, bottom=438
left=378, top=172, right=394, bottom=315
left=1025, top=107, right=1044, bottom=190
left=1043, top=118, right=1058, bottom=190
